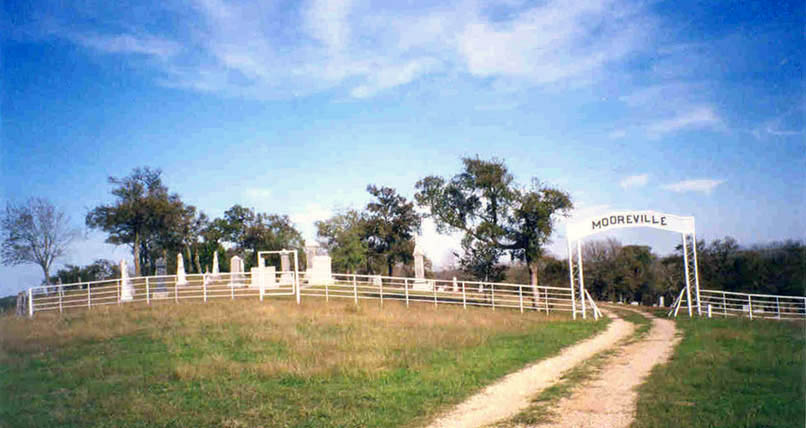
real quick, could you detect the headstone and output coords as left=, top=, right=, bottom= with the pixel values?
left=155, top=257, right=168, bottom=290
left=412, top=240, right=431, bottom=290
left=176, top=253, right=188, bottom=286
left=280, top=250, right=294, bottom=285
left=305, top=242, right=319, bottom=270
left=659, top=296, right=665, bottom=307
left=310, top=255, right=334, bottom=285
left=120, top=259, right=134, bottom=301
left=452, top=277, right=458, bottom=293
left=229, top=255, right=245, bottom=287
left=251, top=265, right=276, bottom=289
left=212, top=251, right=220, bottom=278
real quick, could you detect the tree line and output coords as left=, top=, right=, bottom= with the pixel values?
left=2, top=159, right=803, bottom=301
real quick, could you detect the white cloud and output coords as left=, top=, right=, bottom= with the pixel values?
left=457, top=0, right=648, bottom=85
left=38, top=0, right=651, bottom=99
left=303, top=0, right=354, bottom=55
left=646, top=106, right=721, bottom=137
left=619, top=174, right=649, bottom=189
left=350, top=59, right=438, bottom=98
left=290, top=203, right=333, bottom=241
left=662, top=179, right=724, bottom=194
left=72, top=33, right=180, bottom=59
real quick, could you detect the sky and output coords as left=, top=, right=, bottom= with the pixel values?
left=1, top=0, right=803, bottom=296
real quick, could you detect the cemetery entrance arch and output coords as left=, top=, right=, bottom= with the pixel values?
left=565, top=211, right=700, bottom=318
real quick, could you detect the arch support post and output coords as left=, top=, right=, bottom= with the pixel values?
left=681, top=233, right=693, bottom=317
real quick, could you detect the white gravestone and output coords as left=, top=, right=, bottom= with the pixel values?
left=310, top=255, right=333, bottom=285
left=229, top=255, right=245, bottom=287
left=304, top=242, right=319, bottom=281
left=176, top=253, right=188, bottom=286
left=371, top=275, right=383, bottom=287
left=659, top=296, right=664, bottom=307
left=119, top=259, right=134, bottom=301
left=280, top=251, right=294, bottom=285
left=250, top=266, right=276, bottom=289
left=412, top=241, right=431, bottom=291
left=212, top=251, right=220, bottom=278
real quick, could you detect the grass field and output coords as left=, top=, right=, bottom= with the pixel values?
left=634, top=315, right=805, bottom=428
left=0, top=298, right=606, bottom=428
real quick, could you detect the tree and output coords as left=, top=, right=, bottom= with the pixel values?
left=364, top=185, right=422, bottom=276
left=316, top=209, right=368, bottom=274
left=47, top=259, right=120, bottom=285
left=215, top=205, right=305, bottom=269
left=86, top=167, right=184, bottom=276
left=1, top=198, right=81, bottom=285
left=457, top=235, right=506, bottom=282
left=415, top=157, right=573, bottom=286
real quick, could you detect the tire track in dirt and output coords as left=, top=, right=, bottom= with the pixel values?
left=426, top=314, right=634, bottom=428
left=529, top=308, right=679, bottom=428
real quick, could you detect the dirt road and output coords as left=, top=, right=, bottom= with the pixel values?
left=426, top=314, right=634, bottom=428
left=425, top=309, right=679, bottom=428
left=531, top=310, right=679, bottom=428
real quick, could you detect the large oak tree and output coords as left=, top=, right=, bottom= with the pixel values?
left=415, top=157, right=573, bottom=288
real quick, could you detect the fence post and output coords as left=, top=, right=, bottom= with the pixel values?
left=203, top=276, right=208, bottom=302
left=723, top=292, right=727, bottom=317
left=491, top=284, right=495, bottom=311
left=146, top=278, right=150, bottom=305
left=325, top=277, right=329, bottom=302
left=59, top=287, right=63, bottom=314
left=379, top=276, right=384, bottom=307
left=776, top=296, right=780, bottom=320
left=433, top=282, right=437, bottom=308
left=462, top=282, right=467, bottom=310
left=230, top=278, right=234, bottom=300
left=175, top=279, right=179, bottom=304
left=748, top=295, right=753, bottom=320
left=353, top=274, right=358, bottom=305
left=87, top=283, right=91, bottom=309
left=518, top=285, right=524, bottom=313
left=545, top=288, right=550, bottom=314
left=404, top=278, right=410, bottom=308
left=28, top=288, right=33, bottom=317
left=708, top=304, right=712, bottom=318
left=117, top=279, right=121, bottom=305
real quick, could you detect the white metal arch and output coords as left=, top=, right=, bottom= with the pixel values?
left=565, top=210, right=701, bottom=319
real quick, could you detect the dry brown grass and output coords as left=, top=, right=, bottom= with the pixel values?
left=0, top=298, right=568, bottom=378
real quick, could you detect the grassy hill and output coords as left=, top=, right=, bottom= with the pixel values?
left=0, top=298, right=606, bottom=427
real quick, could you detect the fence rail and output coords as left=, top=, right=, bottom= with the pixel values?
left=21, top=272, right=601, bottom=320
left=669, top=288, right=806, bottom=320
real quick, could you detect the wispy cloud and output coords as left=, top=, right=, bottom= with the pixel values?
left=662, top=179, right=724, bottom=194
left=646, top=106, right=721, bottom=137
left=30, top=0, right=652, bottom=100
left=457, top=0, right=648, bottom=86
left=71, top=33, right=180, bottom=59
left=620, top=174, right=649, bottom=189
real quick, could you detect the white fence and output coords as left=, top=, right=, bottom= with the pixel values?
left=21, top=272, right=601, bottom=320
left=670, top=288, right=806, bottom=320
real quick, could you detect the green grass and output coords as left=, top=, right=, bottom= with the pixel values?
left=0, top=298, right=606, bottom=428
left=633, top=316, right=805, bottom=428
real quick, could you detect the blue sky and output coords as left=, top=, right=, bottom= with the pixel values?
left=1, top=0, right=803, bottom=296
